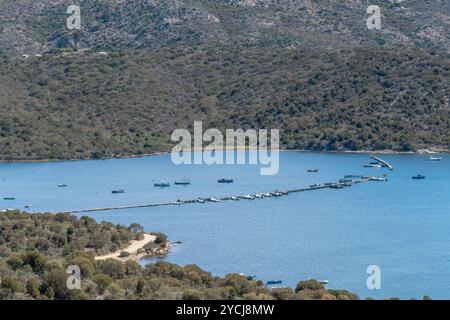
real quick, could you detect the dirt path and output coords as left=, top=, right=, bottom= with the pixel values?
left=95, top=233, right=156, bottom=261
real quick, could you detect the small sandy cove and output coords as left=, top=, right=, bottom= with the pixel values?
left=95, top=233, right=156, bottom=261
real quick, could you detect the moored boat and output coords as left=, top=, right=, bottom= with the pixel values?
left=266, top=280, right=282, bottom=285
left=154, top=181, right=170, bottom=187
left=364, top=164, right=382, bottom=168
left=111, top=189, right=125, bottom=194
left=174, top=179, right=191, bottom=185
left=369, top=177, right=388, bottom=182
left=218, top=178, right=234, bottom=183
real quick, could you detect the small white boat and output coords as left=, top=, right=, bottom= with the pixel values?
left=318, top=280, right=329, bottom=285
left=253, top=194, right=263, bottom=199
left=240, top=195, right=254, bottom=200
left=364, top=164, right=382, bottom=168
left=429, top=156, right=442, bottom=161
left=262, top=193, right=271, bottom=197
left=209, top=197, right=221, bottom=203
left=230, top=196, right=239, bottom=201
left=197, top=199, right=206, bottom=204
left=369, top=177, right=388, bottom=182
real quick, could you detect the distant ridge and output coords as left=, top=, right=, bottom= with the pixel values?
left=0, top=0, right=449, bottom=160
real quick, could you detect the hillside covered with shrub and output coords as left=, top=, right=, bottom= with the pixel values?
left=0, top=0, right=449, bottom=159
left=0, top=210, right=359, bottom=300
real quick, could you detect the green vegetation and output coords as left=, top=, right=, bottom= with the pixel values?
left=0, top=210, right=359, bottom=300
left=0, top=45, right=449, bottom=160
left=0, top=1, right=449, bottom=160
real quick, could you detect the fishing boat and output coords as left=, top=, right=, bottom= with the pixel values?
left=266, top=280, right=283, bottom=285
left=230, top=196, right=239, bottom=201
left=412, top=175, right=426, bottom=180
left=330, top=184, right=344, bottom=189
left=310, top=183, right=321, bottom=188
left=218, top=178, right=234, bottom=183
left=253, top=193, right=263, bottom=199
left=262, top=193, right=271, bottom=198
left=307, top=169, right=319, bottom=173
left=429, top=156, right=442, bottom=161
left=154, top=181, right=170, bottom=187
left=57, top=184, right=68, bottom=188
left=174, top=179, right=191, bottom=185
left=111, top=189, right=125, bottom=194
left=318, top=280, right=329, bottom=285
left=270, top=192, right=283, bottom=197
left=240, top=195, right=254, bottom=200
left=24, top=205, right=32, bottom=209
left=3, top=197, right=16, bottom=200
left=197, top=199, right=206, bottom=204
left=208, top=197, right=221, bottom=203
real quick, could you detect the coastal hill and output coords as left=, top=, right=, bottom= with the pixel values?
left=0, top=0, right=449, bottom=160
left=0, top=210, right=360, bottom=300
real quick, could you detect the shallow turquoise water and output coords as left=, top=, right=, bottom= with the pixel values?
left=1, top=151, right=449, bottom=299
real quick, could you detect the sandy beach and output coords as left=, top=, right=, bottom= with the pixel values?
left=95, top=233, right=157, bottom=262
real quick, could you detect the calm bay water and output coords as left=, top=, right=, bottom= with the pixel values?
left=1, top=151, right=449, bottom=299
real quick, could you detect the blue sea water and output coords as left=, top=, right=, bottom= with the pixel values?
left=0, top=151, right=449, bottom=299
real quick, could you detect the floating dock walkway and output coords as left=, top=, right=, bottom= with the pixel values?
left=370, top=155, right=394, bottom=171
left=62, top=177, right=377, bottom=214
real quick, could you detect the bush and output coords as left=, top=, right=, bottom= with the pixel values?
left=295, top=280, right=324, bottom=293
left=1, top=276, right=20, bottom=293
left=153, top=233, right=168, bottom=245
left=6, top=255, right=23, bottom=270
left=26, top=278, right=41, bottom=298
left=93, top=274, right=113, bottom=294
left=119, top=251, right=130, bottom=258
